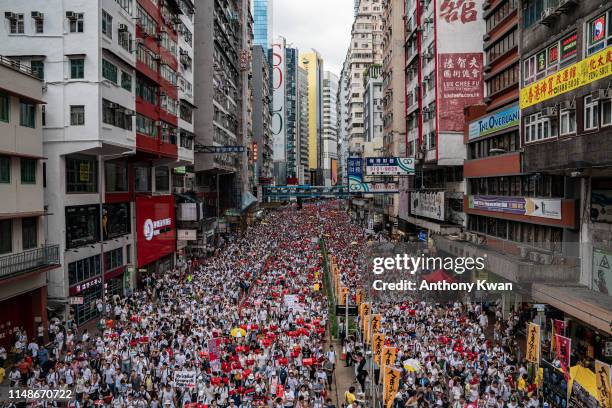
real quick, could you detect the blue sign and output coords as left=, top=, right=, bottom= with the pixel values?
left=468, top=103, right=519, bottom=140
left=347, top=157, right=363, bottom=180
left=418, top=231, right=427, bottom=242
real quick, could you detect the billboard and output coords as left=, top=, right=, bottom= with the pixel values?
left=136, top=195, right=176, bottom=267
left=468, top=195, right=562, bottom=220
left=331, top=158, right=338, bottom=186
left=348, top=179, right=399, bottom=194
left=271, top=37, right=286, bottom=162
left=436, top=0, right=486, bottom=132
left=410, top=191, right=446, bottom=220
left=177, top=229, right=197, bottom=241
left=520, top=46, right=612, bottom=109
left=177, top=203, right=198, bottom=221
left=365, top=157, right=415, bottom=176
left=468, top=103, right=520, bottom=140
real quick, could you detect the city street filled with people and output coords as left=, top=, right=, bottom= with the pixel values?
left=1, top=202, right=551, bottom=407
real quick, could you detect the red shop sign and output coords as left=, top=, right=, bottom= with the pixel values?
left=136, top=195, right=176, bottom=267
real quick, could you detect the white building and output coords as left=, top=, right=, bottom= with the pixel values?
left=177, top=0, right=195, bottom=169
left=322, top=71, right=338, bottom=186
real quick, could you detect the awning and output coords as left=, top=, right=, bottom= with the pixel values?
left=0, top=211, right=45, bottom=220
left=0, top=149, right=46, bottom=160
left=532, top=283, right=612, bottom=334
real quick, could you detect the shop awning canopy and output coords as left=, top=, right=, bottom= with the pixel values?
left=422, top=269, right=457, bottom=283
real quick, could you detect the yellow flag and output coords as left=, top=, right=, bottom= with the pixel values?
left=383, top=366, right=401, bottom=408
left=526, top=323, right=540, bottom=363
left=356, top=288, right=362, bottom=306
left=596, top=360, right=612, bottom=408
left=371, top=314, right=382, bottom=333
left=362, top=305, right=371, bottom=344
left=340, top=286, right=348, bottom=305
left=373, top=333, right=385, bottom=365
left=382, top=346, right=397, bottom=368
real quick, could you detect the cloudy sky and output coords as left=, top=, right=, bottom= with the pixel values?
left=272, top=0, right=355, bottom=76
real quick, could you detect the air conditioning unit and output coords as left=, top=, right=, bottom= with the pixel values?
left=540, top=8, right=556, bottom=23
left=540, top=253, right=553, bottom=265
left=65, top=11, right=76, bottom=19
left=415, top=151, right=425, bottom=160
left=541, top=106, right=557, bottom=117
left=118, top=24, right=128, bottom=32
left=31, top=11, right=44, bottom=19
left=154, top=121, right=162, bottom=126
left=529, top=251, right=540, bottom=262
left=560, top=99, right=576, bottom=110
left=5, top=12, right=16, bottom=20
left=591, top=89, right=609, bottom=101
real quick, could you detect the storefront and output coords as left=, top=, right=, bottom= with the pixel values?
left=136, top=195, right=176, bottom=281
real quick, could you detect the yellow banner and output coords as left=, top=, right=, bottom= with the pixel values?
left=520, top=46, right=612, bottom=109
left=382, top=346, right=397, bottom=368
left=340, top=286, right=348, bottom=305
left=371, top=314, right=382, bottom=333
left=356, top=288, right=362, bottom=306
left=373, top=333, right=385, bottom=365
left=526, top=323, right=540, bottom=363
left=596, top=360, right=612, bottom=408
left=383, top=366, right=401, bottom=408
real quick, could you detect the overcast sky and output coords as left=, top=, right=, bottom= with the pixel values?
left=272, top=0, right=354, bottom=76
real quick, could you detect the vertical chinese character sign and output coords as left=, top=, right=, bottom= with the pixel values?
left=595, top=360, right=612, bottom=408
left=526, top=323, right=540, bottom=363
left=383, top=366, right=401, bottom=408
left=436, top=0, right=485, bottom=132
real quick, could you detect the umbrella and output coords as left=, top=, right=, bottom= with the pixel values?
left=403, top=359, right=422, bottom=372
left=231, top=327, right=246, bottom=338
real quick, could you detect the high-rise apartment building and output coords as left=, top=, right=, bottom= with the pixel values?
left=322, top=71, right=339, bottom=186
left=0, top=58, right=58, bottom=346
left=345, top=0, right=383, bottom=155
left=299, top=50, right=324, bottom=185
left=337, top=55, right=351, bottom=186
left=252, top=0, right=273, bottom=50
left=252, top=45, right=273, bottom=188
left=297, top=66, right=310, bottom=185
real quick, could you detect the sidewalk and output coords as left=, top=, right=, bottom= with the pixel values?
left=332, top=339, right=355, bottom=408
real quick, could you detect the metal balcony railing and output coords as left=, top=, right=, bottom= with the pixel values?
left=0, top=245, right=60, bottom=279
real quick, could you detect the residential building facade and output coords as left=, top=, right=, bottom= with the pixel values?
left=322, top=71, right=339, bottom=186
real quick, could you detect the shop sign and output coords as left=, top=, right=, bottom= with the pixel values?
left=347, top=157, right=363, bottom=179
left=69, top=297, right=83, bottom=305
left=177, top=229, right=197, bottom=241
left=349, top=179, right=399, bottom=194
left=136, top=195, right=176, bottom=268
left=468, top=103, right=519, bottom=140
left=468, top=195, right=562, bottom=219
left=70, top=277, right=102, bottom=296
left=520, top=45, right=611, bottom=109
left=411, top=191, right=446, bottom=221
left=178, top=203, right=198, bottom=221
left=365, top=157, right=415, bottom=176
left=593, top=248, right=612, bottom=295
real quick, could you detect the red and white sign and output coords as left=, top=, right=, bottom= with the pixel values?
left=438, top=53, right=483, bottom=132
left=136, top=195, right=176, bottom=267
left=436, top=0, right=485, bottom=133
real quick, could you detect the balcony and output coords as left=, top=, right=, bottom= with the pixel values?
left=0, top=245, right=60, bottom=281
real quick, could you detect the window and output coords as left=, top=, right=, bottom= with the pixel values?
left=486, top=29, right=517, bottom=63
left=68, top=255, right=101, bottom=286
left=19, top=100, right=36, bottom=128
left=21, top=217, right=37, bottom=250
left=137, top=5, right=157, bottom=36
left=586, top=11, right=612, bottom=56
left=136, top=114, right=158, bottom=138
left=102, top=59, right=118, bottom=83
left=34, top=16, right=44, bottom=33
left=160, top=126, right=177, bottom=144
left=70, top=59, right=85, bottom=79
left=584, top=95, right=599, bottom=131
left=70, top=105, right=85, bottom=126
left=102, top=99, right=133, bottom=130
left=180, top=103, right=193, bottom=123
left=65, top=205, right=100, bottom=249
left=120, top=71, right=132, bottom=92
left=20, top=158, right=36, bottom=184
left=102, top=10, right=113, bottom=38
left=560, top=108, right=576, bottom=135
left=30, top=60, right=44, bottom=79
left=0, top=93, right=9, bottom=122
left=137, top=45, right=158, bottom=72
left=0, top=156, right=9, bottom=183
left=160, top=64, right=177, bottom=85
left=181, top=25, right=193, bottom=46
left=136, top=76, right=158, bottom=104
left=486, top=0, right=518, bottom=31
left=160, top=95, right=178, bottom=115
left=115, top=0, right=133, bottom=13
left=0, top=220, right=12, bottom=254
left=523, top=32, right=577, bottom=85
left=601, top=98, right=612, bottom=127
left=118, top=28, right=132, bottom=52
left=134, top=163, right=151, bottom=192
left=524, top=112, right=556, bottom=143
left=105, top=161, right=128, bottom=192
left=9, top=14, right=24, bottom=34
left=103, top=203, right=130, bottom=240
left=68, top=13, right=84, bottom=33
left=104, top=248, right=124, bottom=271
left=155, top=166, right=170, bottom=191
left=161, top=32, right=177, bottom=54
left=66, top=155, right=97, bottom=193
left=487, top=64, right=519, bottom=95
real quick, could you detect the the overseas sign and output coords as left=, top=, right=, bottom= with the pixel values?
left=469, top=103, right=519, bottom=140
left=468, top=195, right=562, bottom=220
left=411, top=191, right=445, bottom=221
left=366, top=157, right=416, bottom=176
left=349, top=179, right=399, bottom=194
left=144, top=217, right=172, bottom=241
left=520, top=45, right=612, bottom=109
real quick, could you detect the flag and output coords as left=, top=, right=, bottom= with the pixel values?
left=382, top=346, right=397, bottom=368
left=526, top=323, right=540, bottom=363
left=555, top=334, right=571, bottom=380
left=383, top=366, right=401, bottom=408
left=373, top=333, right=385, bottom=365
left=596, top=360, right=612, bottom=408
